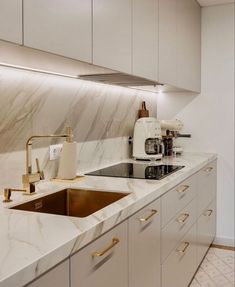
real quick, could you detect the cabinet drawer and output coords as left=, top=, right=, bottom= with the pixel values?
left=197, top=160, right=217, bottom=215
left=70, top=221, right=128, bottom=287
left=161, top=175, right=197, bottom=227
left=26, top=260, right=69, bottom=287
left=129, top=199, right=161, bottom=287
left=161, top=197, right=197, bottom=263
left=162, top=223, right=197, bottom=287
left=197, top=199, right=216, bottom=265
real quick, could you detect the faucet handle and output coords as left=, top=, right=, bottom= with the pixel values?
left=36, top=158, right=44, bottom=180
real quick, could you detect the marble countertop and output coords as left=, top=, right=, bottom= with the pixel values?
left=0, top=152, right=217, bottom=287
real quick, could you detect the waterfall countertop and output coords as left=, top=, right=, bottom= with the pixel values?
left=0, top=152, right=217, bottom=287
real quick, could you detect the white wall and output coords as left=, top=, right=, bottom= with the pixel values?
left=157, top=3, right=234, bottom=246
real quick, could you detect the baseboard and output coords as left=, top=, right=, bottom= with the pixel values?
left=211, top=243, right=235, bottom=251
left=213, top=236, right=235, bottom=248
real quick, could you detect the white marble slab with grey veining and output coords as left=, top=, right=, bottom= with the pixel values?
left=0, top=152, right=217, bottom=287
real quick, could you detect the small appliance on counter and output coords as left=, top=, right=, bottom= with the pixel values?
left=160, top=119, right=191, bottom=155
left=132, top=117, right=164, bottom=161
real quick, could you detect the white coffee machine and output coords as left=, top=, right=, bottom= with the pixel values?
left=133, top=117, right=164, bottom=160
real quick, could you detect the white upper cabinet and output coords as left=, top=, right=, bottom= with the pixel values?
left=132, top=0, right=158, bottom=81
left=0, top=0, right=22, bottom=44
left=159, top=0, right=177, bottom=87
left=159, top=0, right=201, bottom=92
left=177, top=0, right=201, bottom=92
left=23, top=0, right=92, bottom=63
left=93, top=0, right=132, bottom=74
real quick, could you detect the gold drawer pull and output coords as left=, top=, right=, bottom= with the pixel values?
left=204, top=167, right=213, bottom=172
left=176, top=213, right=190, bottom=224
left=177, top=185, right=189, bottom=194
left=176, top=242, right=190, bottom=254
left=204, top=209, right=213, bottom=217
left=139, top=209, right=158, bottom=222
left=92, top=238, right=120, bottom=257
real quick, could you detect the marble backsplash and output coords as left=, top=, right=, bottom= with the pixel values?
left=0, top=66, right=157, bottom=191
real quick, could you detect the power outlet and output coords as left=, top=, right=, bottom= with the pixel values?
left=49, top=144, right=63, bottom=160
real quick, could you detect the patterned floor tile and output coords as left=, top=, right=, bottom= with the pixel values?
left=189, top=247, right=235, bottom=287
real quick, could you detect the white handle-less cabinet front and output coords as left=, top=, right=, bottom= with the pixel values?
left=159, top=0, right=177, bottom=88
left=70, top=221, right=128, bottom=287
left=159, top=0, right=201, bottom=92
left=176, top=0, right=201, bottom=92
left=132, top=0, right=158, bottom=81
left=0, top=0, right=22, bottom=44
left=129, top=199, right=161, bottom=287
left=93, top=0, right=132, bottom=74
left=23, top=0, right=92, bottom=63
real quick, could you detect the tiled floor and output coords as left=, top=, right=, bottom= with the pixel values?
left=190, top=247, right=235, bottom=287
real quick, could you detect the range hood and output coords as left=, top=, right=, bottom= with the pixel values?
left=0, top=40, right=191, bottom=93
left=79, top=73, right=157, bottom=87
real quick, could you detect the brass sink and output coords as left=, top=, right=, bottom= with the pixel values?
left=10, top=188, right=129, bottom=218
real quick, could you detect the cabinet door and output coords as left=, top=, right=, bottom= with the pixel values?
left=93, top=0, right=132, bottom=73
left=0, top=0, right=22, bottom=44
left=129, top=199, right=161, bottom=287
left=26, top=260, right=69, bottom=287
left=176, top=0, right=201, bottom=92
left=159, top=0, right=201, bottom=92
left=71, top=221, right=128, bottom=287
left=197, top=200, right=216, bottom=265
left=24, top=0, right=92, bottom=62
left=132, top=0, right=158, bottom=81
left=159, top=0, right=177, bottom=87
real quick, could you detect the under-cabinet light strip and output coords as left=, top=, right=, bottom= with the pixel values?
left=0, top=62, right=79, bottom=79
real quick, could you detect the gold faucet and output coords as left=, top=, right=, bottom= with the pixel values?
left=22, top=127, right=73, bottom=194
left=2, top=127, right=73, bottom=202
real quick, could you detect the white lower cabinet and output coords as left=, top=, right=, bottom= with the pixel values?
left=26, top=260, right=69, bottom=287
left=129, top=199, right=161, bottom=287
left=70, top=221, right=128, bottom=287
left=26, top=161, right=217, bottom=287
left=197, top=199, right=216, bottom=265
left=162, top=223, right=197, bottom=287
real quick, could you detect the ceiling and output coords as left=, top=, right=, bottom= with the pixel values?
left=197, top=0, right=234, bottom=6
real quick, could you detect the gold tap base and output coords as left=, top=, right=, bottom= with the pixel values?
left=23, top=192, right=37, bottom=196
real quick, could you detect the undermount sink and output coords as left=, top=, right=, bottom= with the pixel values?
left=10, top=188, right=129, bottom=218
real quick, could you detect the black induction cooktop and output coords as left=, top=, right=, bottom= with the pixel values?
left=86, top=163, right=184, bottom=180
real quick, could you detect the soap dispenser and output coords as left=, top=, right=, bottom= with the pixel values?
left=57, top=127, right=77, bottom=180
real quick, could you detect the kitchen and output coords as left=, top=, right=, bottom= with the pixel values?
left=0, top=0, right=234, bottom=287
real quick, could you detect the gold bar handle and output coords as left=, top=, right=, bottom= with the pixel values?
left=176, top=213, right=190, bottom=224
left=176, top=242, right=190, bottom=254
left=92, top=238, right=120, bottom=257
left=204, top=209, right=213, bottom=217
left=176, top=185, right=189, bottom=194
left=204, top=167, right=213, bottom=172
left=139, top=209, right=158, bottom=222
